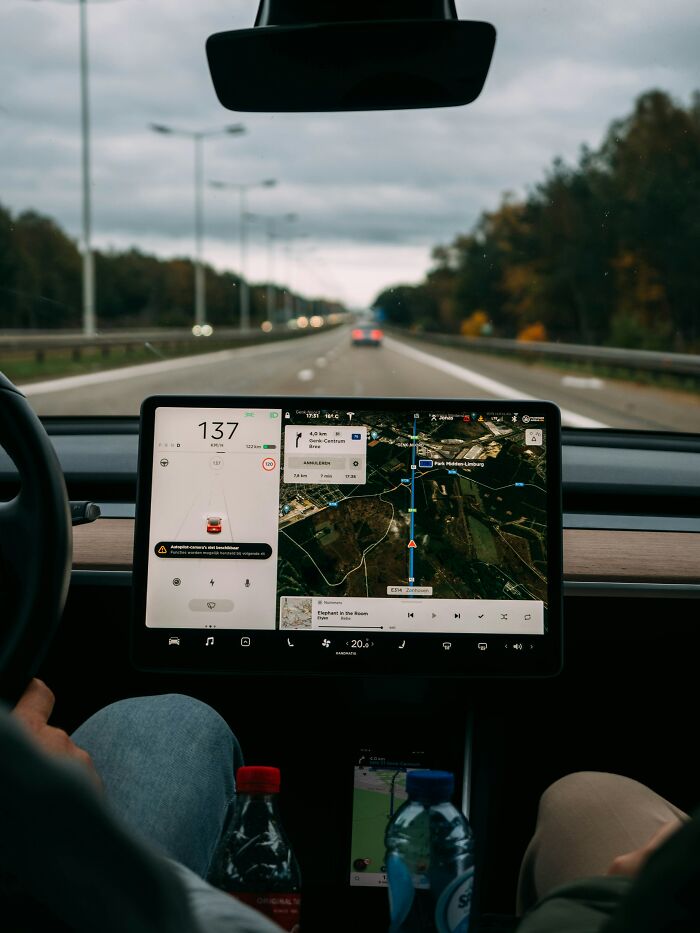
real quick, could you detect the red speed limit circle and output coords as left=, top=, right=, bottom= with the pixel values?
left=262, top=457, right=277, bottom=471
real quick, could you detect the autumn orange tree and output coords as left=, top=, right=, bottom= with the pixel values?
left=375, top=89, right=700, bottom=351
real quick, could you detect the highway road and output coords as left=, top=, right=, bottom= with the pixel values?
left=21, top=327, right=700, bottom=430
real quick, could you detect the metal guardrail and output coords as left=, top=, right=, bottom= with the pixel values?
left=389, top=328, right=700, bottom=378
left=0, top=324, right=334, bottom=364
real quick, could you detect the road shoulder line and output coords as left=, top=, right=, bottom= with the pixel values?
left=384, top=336, right=608, bottom=429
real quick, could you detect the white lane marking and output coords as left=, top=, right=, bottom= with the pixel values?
left=19, top=338, right=313, bottom=396
left=297, top=368, right=314, bottom=382
left=315, top=356, right=328, bottom=368
left=561, top=375, right=604, bottom=389
left=326, top=339, right=348, bottom=360
left=384, top=336, right=609, bottom=429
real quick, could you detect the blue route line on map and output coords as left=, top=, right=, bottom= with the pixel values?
left=409, top=415, right=417, bottom=587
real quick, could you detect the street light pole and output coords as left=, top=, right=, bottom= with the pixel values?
left=78, top=0, right=95, bottom=336
left=239, top=185, right=250, bottom=330
left=244, top=211, right=297, bottom=324
left=284, top=226, right=304, bottom=321
left=193, top=133, right=205, bottom=328
left=209, top=179, right=276, bottom=330
left=27, top=0, right=108, bottom=335
left=266, top=218, right=276, bottom=322
left=151, top=123, right=245, bottom=330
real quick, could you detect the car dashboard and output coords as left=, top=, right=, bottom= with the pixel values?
left=1, top=419, right=699, bottom=927
left=19, top=422, right=693, bottom=593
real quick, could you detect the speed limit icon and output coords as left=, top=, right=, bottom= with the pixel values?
left=262, top=457, right=277, bottom=471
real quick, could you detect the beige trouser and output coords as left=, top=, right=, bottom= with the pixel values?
left=516, top=771, right=688, bottom=915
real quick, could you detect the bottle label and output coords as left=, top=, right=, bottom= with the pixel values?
left=387, top=852, right=415, bottom=930
left=232, top=892, right=301, bottom=931
left=435, top=867, right=474, bottom=933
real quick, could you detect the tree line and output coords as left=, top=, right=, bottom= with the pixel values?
left=0, top=205, right=340, bottom=330
left=375, top=89, right=700, bottom=351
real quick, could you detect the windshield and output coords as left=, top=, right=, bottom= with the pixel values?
left=1, top=0, right=698, bottom=431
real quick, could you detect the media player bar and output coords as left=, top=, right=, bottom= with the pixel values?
left=303, top=597, right=545, bottom=635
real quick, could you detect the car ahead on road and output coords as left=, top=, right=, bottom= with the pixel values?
left=1, top=3, right=700, bottom=933
left=351, top=323, right=384, bottom=346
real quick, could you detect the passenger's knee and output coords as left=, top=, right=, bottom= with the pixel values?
left=164, top=695, right=235, bottom=755
left=78, top=693, right=234, bottom=754
left=539, top=771, right=628, bottom=817
left=140, top=693, right=231, bottom=734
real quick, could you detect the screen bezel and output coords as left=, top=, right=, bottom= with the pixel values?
left=132, top=395, right=563, bottom=677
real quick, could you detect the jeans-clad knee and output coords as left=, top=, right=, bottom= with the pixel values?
left=73, top=694, right=240, bottom=877
left=78, top=693, right=230, bottom=741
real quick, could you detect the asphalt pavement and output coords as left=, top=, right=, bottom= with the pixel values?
left=21, top=327, right=700, bottom=430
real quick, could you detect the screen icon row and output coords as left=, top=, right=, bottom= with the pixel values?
left=165, top=635, right=536, bottom=652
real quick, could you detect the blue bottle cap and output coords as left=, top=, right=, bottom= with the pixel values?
left=406, top=770, right=455, bottom=803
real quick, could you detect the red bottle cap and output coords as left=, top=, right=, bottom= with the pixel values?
left=236, top=766, right=281, bottom=794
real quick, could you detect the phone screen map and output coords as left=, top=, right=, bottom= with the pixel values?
left=145, top=405, right=548, bottom=637
left=349, top=752, right=425, bottom=888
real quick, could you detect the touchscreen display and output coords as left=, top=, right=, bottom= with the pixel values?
left=134, top=397, right=562, bottom=676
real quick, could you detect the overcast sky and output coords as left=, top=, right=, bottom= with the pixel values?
left=2, top=0, right=699, bottom=308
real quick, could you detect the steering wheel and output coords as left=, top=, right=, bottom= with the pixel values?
left=0, top=372, right=72, bottom=705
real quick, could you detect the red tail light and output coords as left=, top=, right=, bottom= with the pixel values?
left=371, top=329, right=383, bottom=340
left=352, top=329, right=363, bottom=339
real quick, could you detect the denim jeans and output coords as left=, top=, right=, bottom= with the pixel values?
left=72, top=693, right=242, bottom=879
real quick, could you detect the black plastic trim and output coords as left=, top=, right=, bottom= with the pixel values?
left=563, top=513, right=700, bottom=533
left=565, top=581, right=700, bottom=599
left=561, top=428, right=700, bottom=453
left=41, top=417, right=140, bottom=436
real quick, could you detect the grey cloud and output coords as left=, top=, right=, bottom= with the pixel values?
left=1, top=0, right=699, bottom=305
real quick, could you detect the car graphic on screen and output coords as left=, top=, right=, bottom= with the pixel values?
left=206, top=516, right=223, bottom=534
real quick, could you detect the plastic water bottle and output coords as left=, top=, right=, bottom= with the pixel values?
left=384, top=770, right=474, bottom=933
left=210, top=766, right=301, bottom=931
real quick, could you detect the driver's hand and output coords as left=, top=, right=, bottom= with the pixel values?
left=11, top=678, right=100, bottom=786
left=606, top=819, right=683, bottom=878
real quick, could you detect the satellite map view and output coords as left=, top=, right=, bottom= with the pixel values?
left=275, top=410, right=548, bottom=610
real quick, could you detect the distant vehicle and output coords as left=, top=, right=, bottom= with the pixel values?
left=206, top=516, right=223, bottom=534
left=351, top=322, right=384, bottom=346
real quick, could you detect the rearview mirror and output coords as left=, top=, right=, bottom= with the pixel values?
left=207, top=5, right=496, bottom=113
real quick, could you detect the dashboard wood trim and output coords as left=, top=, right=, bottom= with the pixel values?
left=72, top=519, right=700, bottom=584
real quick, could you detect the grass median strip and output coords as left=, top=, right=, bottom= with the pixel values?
left=0, top=329, right=328, bottom=386
left=0, top=344, right=168, bottom=384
